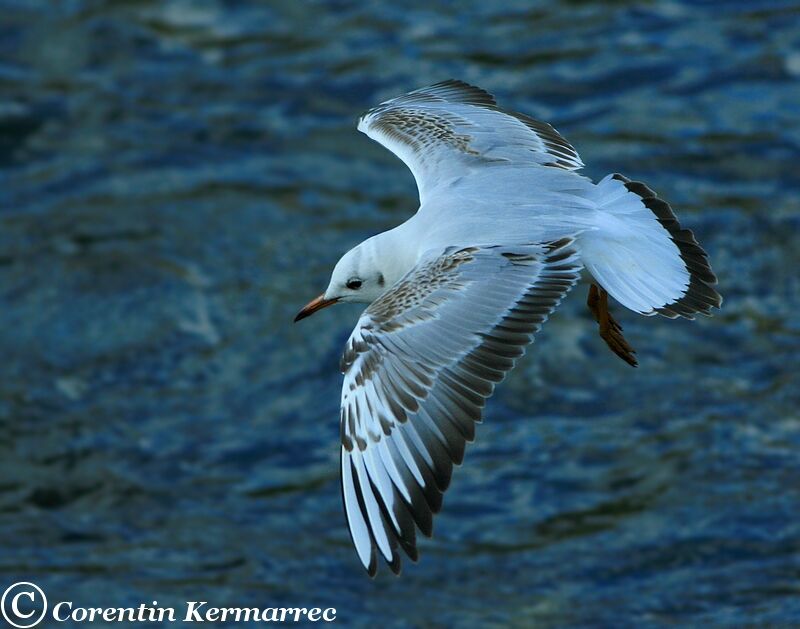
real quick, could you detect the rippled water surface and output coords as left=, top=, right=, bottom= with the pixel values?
left=1, top=0, right=799, bottom=626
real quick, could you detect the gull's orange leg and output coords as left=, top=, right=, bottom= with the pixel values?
left=587, top=283, right=638, bottom=367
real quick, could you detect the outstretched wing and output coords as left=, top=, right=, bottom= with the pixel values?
left=357, top=79, right=583, bottom=203
left=338, top=238, right=583, bottom=575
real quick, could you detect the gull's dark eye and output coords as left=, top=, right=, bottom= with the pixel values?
left=346, top=278, right=363, bottom=290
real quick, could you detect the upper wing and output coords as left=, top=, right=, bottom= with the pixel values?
left=357, top=79, right=584, bottom=203
left=338, top=238, right=583, bottom=575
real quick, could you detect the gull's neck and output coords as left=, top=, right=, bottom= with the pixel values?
left=365, top=219, right=421, bottom=291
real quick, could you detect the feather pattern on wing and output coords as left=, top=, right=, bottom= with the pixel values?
left=338, top=238, right=583, bottom=575
left=358, top=80, right=584, bottom=203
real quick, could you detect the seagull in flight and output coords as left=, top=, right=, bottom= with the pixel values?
left=294, top=80, right=721, bottom=576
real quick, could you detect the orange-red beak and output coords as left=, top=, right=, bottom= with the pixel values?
left=294, top=293, right=339, bottom=322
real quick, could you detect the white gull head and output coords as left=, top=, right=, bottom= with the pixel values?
left=325, top=228, right=417, bottom=304
left=294, top=225, right=417, bottom=321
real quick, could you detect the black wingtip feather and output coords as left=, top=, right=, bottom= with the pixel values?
left=430, top=79, right=498, bottom=107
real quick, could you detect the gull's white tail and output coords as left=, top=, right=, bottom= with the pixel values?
left=578, top=174, right=721, bottom=318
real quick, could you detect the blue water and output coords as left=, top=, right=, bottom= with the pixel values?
left=1, top=0, right=799, bottom=626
